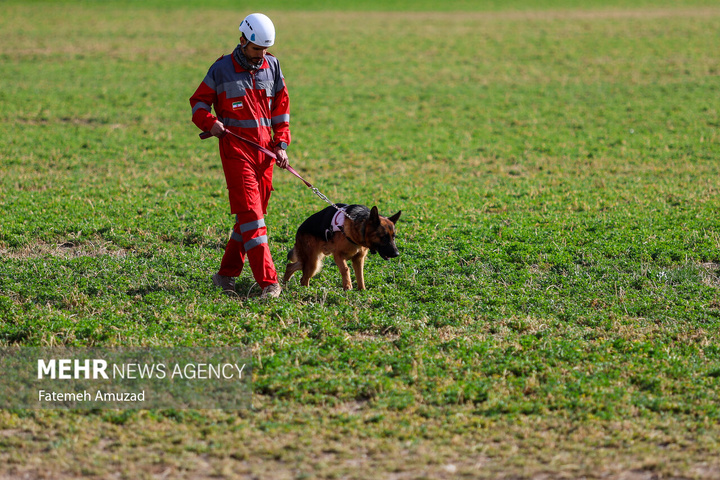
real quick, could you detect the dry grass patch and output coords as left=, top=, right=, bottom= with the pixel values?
left=0, top=241, right=130, bottom=260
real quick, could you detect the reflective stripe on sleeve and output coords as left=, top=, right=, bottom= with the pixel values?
left=192, top=102, right=212, bottom=115
left=271, top=114, right=290, bottom=125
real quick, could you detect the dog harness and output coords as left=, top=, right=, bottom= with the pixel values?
left=325, top=207, right=346, bottom=241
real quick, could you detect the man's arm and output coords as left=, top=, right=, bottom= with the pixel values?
left=189, top=71, right=219, bottom=133
left=270, top=60, right=291, bottom=148
left=270, top=67, right=290, bottom=168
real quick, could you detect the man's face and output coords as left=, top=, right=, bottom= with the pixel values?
left=242, top=40, right=268, bottom=66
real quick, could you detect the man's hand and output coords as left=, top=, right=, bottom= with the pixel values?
left=274, top=146, right=289, bottom=169
left=210, top=120, right=226, bottom=138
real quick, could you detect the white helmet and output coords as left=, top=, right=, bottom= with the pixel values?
left=239, top=13, right=275, bottom=47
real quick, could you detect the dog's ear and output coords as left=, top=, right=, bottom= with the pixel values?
left=369, top=206, right=380, bottom=224
left=388, top=211, right=401, bottom=225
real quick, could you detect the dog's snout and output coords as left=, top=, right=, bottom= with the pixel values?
left=379, top=244, right=400, bottom=260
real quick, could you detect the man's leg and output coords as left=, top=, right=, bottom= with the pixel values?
left=218, top=141, right=280, bottom=296
left=218, top=215, right=247, bottom=278
left=235, top=209, right=278, bottom=289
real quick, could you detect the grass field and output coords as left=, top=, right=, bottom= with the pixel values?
left=1, top=0, right=720, bottom=478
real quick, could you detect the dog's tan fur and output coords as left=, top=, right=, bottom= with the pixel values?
left=284, top=205, right=401, bottom=290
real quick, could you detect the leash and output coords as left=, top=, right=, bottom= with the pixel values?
left=200, top=130, right=342, bottom=212
left=201, top=129, right=362, bottom=245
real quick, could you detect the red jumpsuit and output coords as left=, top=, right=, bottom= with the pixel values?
left=190, top=49, right=291, bottom=288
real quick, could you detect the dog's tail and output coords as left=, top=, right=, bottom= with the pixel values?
left=286, top=247, right=297, bottom=263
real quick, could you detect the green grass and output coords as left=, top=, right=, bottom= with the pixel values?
left=2, top=0, right=720, bottom=478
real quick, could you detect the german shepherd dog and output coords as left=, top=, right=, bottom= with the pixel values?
left=284, top=204, right=402, bottom=290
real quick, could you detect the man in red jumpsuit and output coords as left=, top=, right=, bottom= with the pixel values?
left=190, top=13, right=290, bottom=299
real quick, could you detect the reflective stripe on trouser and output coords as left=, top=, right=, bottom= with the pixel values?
left=218, top=212, right=278, bottom=287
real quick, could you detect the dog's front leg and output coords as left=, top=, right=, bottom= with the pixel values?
left=333, top=254, right=353, bottom=290
left=351, top=254, right=366, bottom=290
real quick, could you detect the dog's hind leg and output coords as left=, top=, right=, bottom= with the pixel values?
left=283, top=261, right=303, bottom=283
left=283, top=247, right=302, bottom=283
left=300, top=252, right=323, bottom=287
